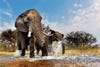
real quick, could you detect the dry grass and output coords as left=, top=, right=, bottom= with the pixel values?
left=64, top=47, right=100, bottom=56
left=0, top=47, right=100, bottom=56
left=0, top=51, right=14, bottom=56
left=65, top=48, right=100, bottom=56
left=0, top=51, right=30, bottom=56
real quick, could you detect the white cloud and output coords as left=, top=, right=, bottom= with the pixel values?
left=0, top=9, right=13, bottom=33
left=66, top=0, right=100, bottom=44
left=42, top=19, right=68, bottom=35
left=73, top=3, right=83, bottom=7
left=0, top=21, right=16, bottom=33
left=2, top=22, right=15, bottom=30
left=42, top=0, right=100, bottom=44
left=3, top=11, right=12, bottom=17
left=1, top=0, right=13, bottom=17
left=61, top=16, right=65, bottom=19
left=67, top=0, right=100, bottom=44
left=2, top=0, right=12, bottom=10
left=0, top=9, right=12, bottom=18
left=0, top=0, right=14, bottom=33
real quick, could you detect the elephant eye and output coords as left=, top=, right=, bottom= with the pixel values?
left=23, top=16, right=30, bottom=22
left=27, top=17, right=31, bottom=21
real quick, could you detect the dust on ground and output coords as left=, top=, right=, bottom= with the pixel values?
left=0, top=55, right=100, bottom=67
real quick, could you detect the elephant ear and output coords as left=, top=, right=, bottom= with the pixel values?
left=15, top=14, right=28, bottom=32
left=15, top=16, right=19, bottom=27
left=15, top=13, right=25, bottom=27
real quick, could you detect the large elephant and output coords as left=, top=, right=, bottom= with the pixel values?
left=15, top=9, right=48, bottom=58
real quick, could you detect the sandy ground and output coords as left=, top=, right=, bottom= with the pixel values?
left=0, top=58, right=83, bottom=67
left=0, top=55, right=100, bottom=67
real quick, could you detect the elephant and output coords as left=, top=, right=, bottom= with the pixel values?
left=15, top=9, right=48, bottom=58
left=52, top=30, right=65, bottom=54
left=35, top=26, right=65, bottom=55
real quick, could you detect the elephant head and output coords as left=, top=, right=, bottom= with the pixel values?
left=23, top=9, right=45, bottom=47
left=54, top=31, right=64, bottom=41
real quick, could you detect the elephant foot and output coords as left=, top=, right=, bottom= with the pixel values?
left=30, top=51, right=34, bottom=58
left=21, top=54, right=25, bottom=56
left=29, top=53, right=34, bottom=58
left=41, top=46, right=48, bottom=56
left=42, top=53, right=48, bottom=56
left=36, top=49, right=40, bottom=55
left=21, top=49, right=26, bottom=56
left=29, top=55, right=34, bottom=58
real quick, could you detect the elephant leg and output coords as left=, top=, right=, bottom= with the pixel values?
left=41, top=44, right=48, bottom=56
left=29, top=38, right=35, bottom=58
left=62, top=45, right=65, bottom=55
left=14, top=31, right=24, bottom=57
left=17, top=39, right=22, bottom=50
left=17, top=31, right=22, bottom=50
left=14, top=37, right=22, bottom=57
left=25, top=38, right=30, bottom=50
left=36, top=48, right=41, bottom=55
left=35, top=42, right=41, bottom=55
left=21, top=49, right=25, bottom=56
left=36, top=45, right=41, bottom=55
left=21, top=38, right=26, bottom=56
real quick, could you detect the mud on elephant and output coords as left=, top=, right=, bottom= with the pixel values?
left=14, top=9, right=48, bottom=58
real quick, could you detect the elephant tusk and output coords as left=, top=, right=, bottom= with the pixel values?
left=28, top=31, right=32, bottom=37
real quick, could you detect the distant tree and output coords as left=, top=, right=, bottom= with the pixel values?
left=65, top=31, right=96, bottom=46
left=1, top=29, right=16, bottom=41
left=1, top=29, right=17, bottom=51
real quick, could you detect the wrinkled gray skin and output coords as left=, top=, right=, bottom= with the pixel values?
left=15, top=9, right=48, bottom=57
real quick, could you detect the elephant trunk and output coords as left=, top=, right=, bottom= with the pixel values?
left=33, top=23, right=45, bottom=47
left=28, top=14, right=45, bottom=47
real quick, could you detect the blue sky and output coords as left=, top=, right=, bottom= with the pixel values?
left=1, top=0, right=100, bottom=44
left=0, top=0, right=90, bottom=23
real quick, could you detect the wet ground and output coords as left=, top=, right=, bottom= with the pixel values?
left=0, top=55, right=100, bottom=67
